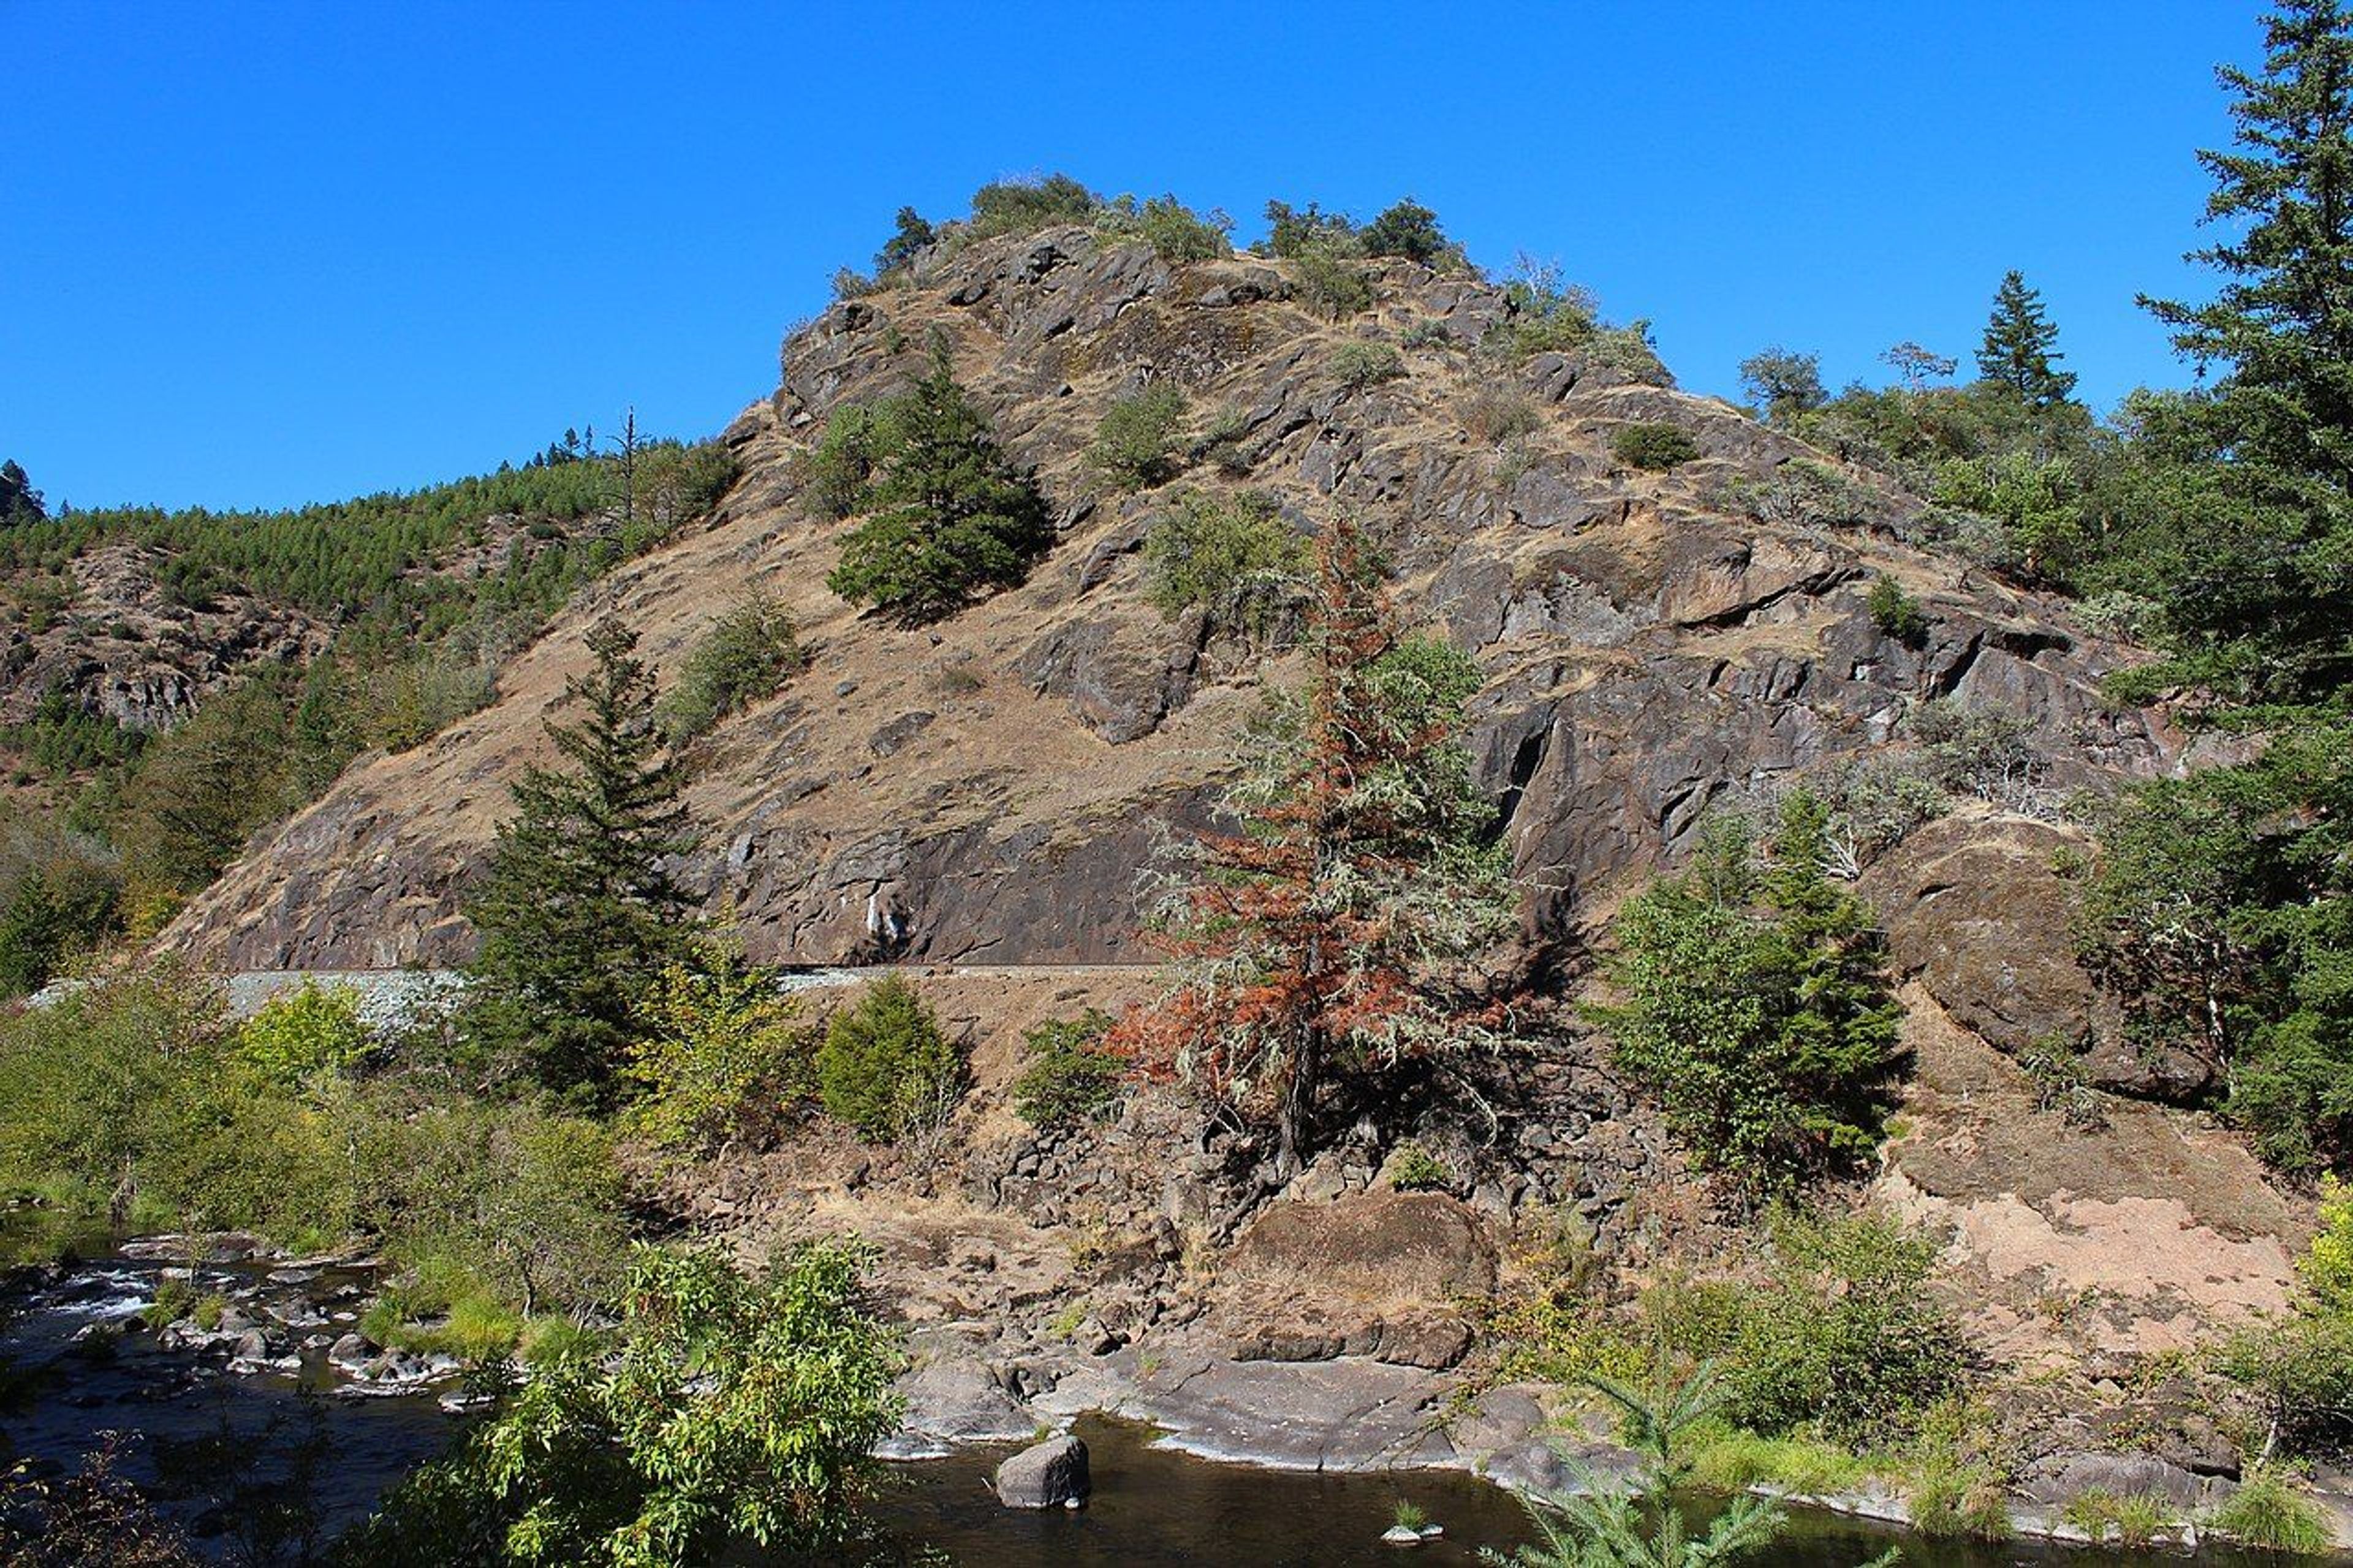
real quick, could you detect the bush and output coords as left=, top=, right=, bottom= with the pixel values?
left=1293, top=248, right=1374, bottom=318
left=1463, top=386, right=1539, bottom=445
left=624, top=944, right=810, bottom=1156
left=658, top=591, right=802, bottom=745
left=2210, top=1468, right=2333, bottom=1553
left=1866, top=573, right=1928, bottom=643
left=800, top=403, right=896, bottom=521
left=346, top=1243, right=901, bottom=1566
left=1911, top=699, right=2042, bottom=806
left=235, top=980, right=374, bottom=1085
left=1010, top=1010, right=1127, bottom=1129
left=826, top=344, right=1055, bottom=624
left=968, top=172, right=1098, bottom=237
left=1330, top=341, right=1404, bottom=390
left=1400, top=318, right=1454, bottom=351
left=1262, top=199, right=1358, bottom=259
left=1387, top=1142, right=1451, bottom=1192
left=874, top=205, right=934, bottom=275
left=1359, top=199, right=1463, bottom=269
left=1591, top=794, right=1904, bottom=1196
left=1650, top=1211, right=1969, bottom=1443
left=2061, top=1490, right=2174, bottom=1547
left=1141, top=490, right=1313, bottom=645
left=1134, top=196, right=1230, bottom=263
left=2220, top=1178, right=2353, bottom=1453
left=1611, top=422, right=1700, bottom=471
left=1088, top=382, right=1189, bottom=490
left=816, top=975, right=962, bottom=1142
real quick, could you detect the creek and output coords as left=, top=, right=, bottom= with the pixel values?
left=0, top=1237, right=2300, bottom=1566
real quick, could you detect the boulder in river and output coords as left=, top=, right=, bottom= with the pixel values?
left=995, top=1434, right=1089, bottom=1509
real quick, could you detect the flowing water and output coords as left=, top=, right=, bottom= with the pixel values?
left=0, top=1236, right=2309, bottom=1566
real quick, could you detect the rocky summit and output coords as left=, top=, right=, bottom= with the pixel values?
left=165, top=225, right=2165, bottom=971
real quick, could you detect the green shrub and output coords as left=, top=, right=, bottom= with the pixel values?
left=1294, top=248, right=1374, bottom=318
left=1649, top=1211, right=1968, bottom=1444
left=1010, top=1010, right=1127, bottom=1129
left=1387, top=1142, right=1451, bottom=1192
left=1088, top=382, right=1189, bottom=490
left=1141, top=490, right=1313, bottom=645
left=1866, top=574, right=1929, bottom=643
left=2220, top=1179, right=2353, bottom=1453
left=1492, top=267, right=1600, bottom=359
left=816, top=975, right=963, bottom=1142
left=142, top=1275, right=197, bottom=1331
left=235, top=980, right=373, bottom=1085
left=825, top=345, right=1054, bottom=624
left=874, top=205, right=934, bottom=275
left=1911, top=699, right=2041, bottom=805
left=1611, top=422, right=1700, bottom=471
left=1135, top=196, right=1230, bottom=263
left=1358, top=199, right=1463, bottom=270
left=345, top=1243, right=901, bottom=1565
left=1330, top=341, right=1404, bottom=390
left=1591, top=793, right=1904, bottom=1196
left=1585, top=323, right=1675, bottom=385
left=1908, top=1459, right=2014, bottom=1540
left=1262, top=199, right=1358, bottom=258
left=801, top=403, right=896, bottom=521
left=658, top=591, right=802, bottom=745
left=624, top=944, right=810, bottom=1156
left=2210, top=1468, right=2333, bottom=1553
left=968, top=173, right=1098, bottom=237
left=1400, top=318, right=1454, bottom=351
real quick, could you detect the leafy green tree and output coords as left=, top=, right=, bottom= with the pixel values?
left=1011, top=1010, right=1127, bottom=1129
left=1977, top=270, right=2078, bottom=406
left=464, top=616, right=700, bottom=1105
left=1142, top=489, right=1313, bottom=645
left=2220, top=1178, right=2353, bottom=1455
left=1359, top=197, right=1461, bottom=268
left=2138, top=0, right=2353, bottom=703
left=1488, top=1366, right=1790, bottom=1568
left=1737, top=347, right=1827, bottom=425
left=968, top=172, right=1097, bottom=236
left=1592, top=792, right=1904, bottom=1198
left=624, top=936, right=809, bottom=1156
left=825, top=343, right=1054, bottom=624
left=1087, top=381, right=1188, bottom=490
left=234, top=979, right=373, bottom=1085
left=343, top=1243, right=901, bottom=1567
left=2079, top=719, right=2353, bottom=1175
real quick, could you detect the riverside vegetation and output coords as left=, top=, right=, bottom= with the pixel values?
left=5, top=4, right=2353, bottom=1561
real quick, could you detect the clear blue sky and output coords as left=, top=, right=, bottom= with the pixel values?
left=2, top=1, right=2256, bottom=513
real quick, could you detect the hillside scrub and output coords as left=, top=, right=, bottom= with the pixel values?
left=1141, top=489, right=1312, bottom=645
left=1591, top=793, right=1904, bottom=1198
left=657, top=590, right=803, bottom=746
left=1088, top=381, right=1189, bottom=490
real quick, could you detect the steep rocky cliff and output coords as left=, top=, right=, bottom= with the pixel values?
left=162, top=225, right=2175, bottom=972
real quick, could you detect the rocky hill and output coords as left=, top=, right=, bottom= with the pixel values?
left=162, top=224, right=2173, bottom=972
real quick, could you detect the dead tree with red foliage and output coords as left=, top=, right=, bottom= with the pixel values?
left=1116, top=514, right=1519, bottom=1176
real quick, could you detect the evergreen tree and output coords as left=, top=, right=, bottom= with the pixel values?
left=2139, top=0, right=2353, bottom=702
left=1114, top=516, right=1517, bottom=1173
left=1977, top=270, right=2079, bottom=406
left=1591, top=792, right=1904, bottom=1199
left=464, top=615, right=700, bottom=1104
left=825, top=340, right=1053, bottom=624
left=0, top=460, right=42, bottom=524
left=874, top=205, right=934, bottom=275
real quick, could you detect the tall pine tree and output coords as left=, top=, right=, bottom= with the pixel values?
left=1977, top=270, right=2078, bottom=406
left=2139, top=0, right=2353, bottom=702
left=825, top=338, right=1053, bottom=625
left=465, top=615, right=700, bottom=1104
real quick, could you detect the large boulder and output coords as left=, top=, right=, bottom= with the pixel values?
left=994, top=1433, right=1090, bottom=1509
left=1862, top=815, right=2211, bottom=1101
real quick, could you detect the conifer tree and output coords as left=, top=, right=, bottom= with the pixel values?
left=825, top=340, right=1053, bottom=625
left=1115, top=516, right=1517, bottom=1174
left=2139, top=0, right=2353, bottom=701
left=465, top=615, right=699, bottom=1103
left=1977, top=270, right=2078, bottom=406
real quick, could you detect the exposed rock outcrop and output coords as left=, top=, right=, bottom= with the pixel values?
left=159, top=224, right=2175, bottom=970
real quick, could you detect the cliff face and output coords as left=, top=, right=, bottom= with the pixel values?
left=161, top=225, right=2174, bottom=970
